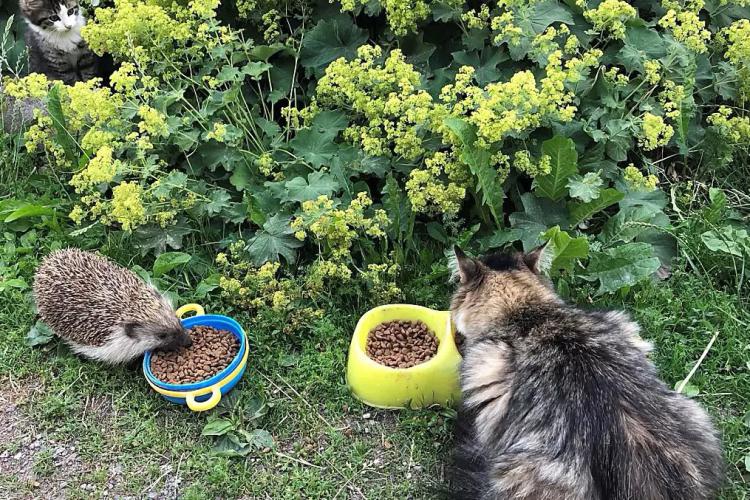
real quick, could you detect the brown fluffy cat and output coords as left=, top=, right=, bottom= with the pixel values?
left=448, top=246, right=724, bottom=499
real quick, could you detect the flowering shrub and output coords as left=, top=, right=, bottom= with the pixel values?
left=3, top=0, right=750, bottom=295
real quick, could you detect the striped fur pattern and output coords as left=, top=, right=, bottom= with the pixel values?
left=33, top=248, right=191, bottom=364
left=448, top=246, right=724, bottom=500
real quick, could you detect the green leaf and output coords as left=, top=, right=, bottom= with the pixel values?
left=540, top=226, right=589, bottom=275
left=202, top=419, right=235, bottom=436
left=675, top=381, right=700, bottom=398
left=247, top=215, right=303, bottom=265
left=299, top=17, right=368, bottom=73
left=509, top=193, right=570, bottom=251
left=26, top=320, right=54, bottom=347
left=134, top=222, right=193, bottom=255
left=583, top=243, right=661, bottom=294
left=566, top=172, right=603, bottom=203
left=605, top=119, right=634, bottom=162
left=309, top=110, right=349, bottom=138
left=47, top=83, right=77, bottom=160
left=0, top=277, right=28, bottom=292
left=152, top=252, right=192, bottom=277
left=211, top=433, right=250, bottom=457
left=569, top=188, right=624, bottom=224
left=4, top=204, right=54, bottom=222
left=452, top=47, right=509, bottom=86
left=284, top=171, right=339, bottom=203
left=745, top=454, right=750, bottom=473
left=205, top=189, right=232, bottom=216
left=195, top=274, right=220, bottom=299
left=444, top=118, right=504, bottom=224
left=528, top=0, right=575, bottom=33
left=478, top=228, right=524, bottom=252
left=290, top=128, right=338, bottom=168
left=229, top=164, right=252, bottom=191
left=152, top=171, right=188, bottom=199
left=241, top=428, right=275, bottom=450
left=535, top=136, right=578, bottom=201
left=701, top=227, right=749, bottom=257
left=460, top=146, right=505, bottom=225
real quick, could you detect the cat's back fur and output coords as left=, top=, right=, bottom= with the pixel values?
left=449, top=247, right=723, bottom=500
left=20, top=0, right=101, bottom=84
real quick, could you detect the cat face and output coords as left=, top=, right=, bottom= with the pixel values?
left=450, top=246, right=557, bottom=338
left=21, top=0, right=83, bottom=33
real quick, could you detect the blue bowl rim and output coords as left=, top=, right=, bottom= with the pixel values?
left=142, top=314, right=247, bottom=391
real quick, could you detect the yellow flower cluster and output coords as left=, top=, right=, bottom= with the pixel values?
left=639, top=113, right=674, bottom=150
left=708, top=106, right=750, bottom=143
left=2, top=73, right=49, bottom=99
left=406, top=151, right=469, bottom=216
left=110, top=181, right=147, bottom=231
left=658, top=80, right=686, bottom=121
left=659, top=0, right=711, bottom=53
left=462, top=4, right=491, bottom=30
left=206, top=122, right=228, bottom=142
left=583, top=0, right=637, bottom=40
left=361, top=262, right=402, bottom=303
left=624, top=165, right=659, bottom=191
left=490, top=11, right=523, bottom=47
left=513, top=151, right=552, bottom=177
left=643, top=60, right=661, bottom=85
left=451, top=48, right=601, bottom=147
left=216, top=248, right=300, bottom=312
left=720, top=19, right=750, bottom=100
left=339, top=0, right=434, bottom=36
left=291, top=193, right=390, bottom=261
left=137, top=105, right=169, bottom=138
left=312, top=46, right=434, bottom=159
left=82, top=0, right=192, bottom=63
left=70, top=146, right=119, bottom=192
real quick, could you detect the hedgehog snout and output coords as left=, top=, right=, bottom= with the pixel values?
left=178, top=329, right=193, bottom=347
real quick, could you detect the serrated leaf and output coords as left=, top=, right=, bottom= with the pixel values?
left=605, top=119, right=634, bottom=162
left=205, top=190, right=232, bottom=216
left=509, top=193, right=570, bottom=251
left=284, top=171, right=339, bottom=202
left=445, top=118, right=503, bottom=224
left=583, top=243, right=661, bottom=294
left=309, top=110, right=349, bottom=137
left=242, top=428, right=274, bottom=450
left=569, top=188, right=624, bottom=224
left=299, top=17, right=368, bottom=73
left=211, top=433, right=251, bottom=457
left=26, top=320, right=54, bottom=347
left=540, top=226, right=589, bottom=275
left=202, top=419, right=235, bottom=436
left=153, top=252, right=192, bottom=277
left=152, top=171, right=189, bottom=198
left=290, top=128, right=338, bottom=168
left=246, top=215, right=303, bottom=265
left=460, top=146, right=504, bottom=225
left=535, top=136, right=578, bottom=201
left=229, top=164, right=252, bottom=191
left=134, top=222, right=193, bottom=255
left=452, top=47, right=509, bottom=86
left=567, top=172, right=603, bottom=203
left=701, top=227, right=749, bottom=257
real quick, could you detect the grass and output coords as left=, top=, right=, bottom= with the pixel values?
left=0, top=253, right=748, bottom=498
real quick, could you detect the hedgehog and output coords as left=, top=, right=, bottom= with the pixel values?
left=33, top=248, right=192, bottom=364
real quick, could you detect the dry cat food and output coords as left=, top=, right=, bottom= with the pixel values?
left=151, top=326, right=239, bottom=384
left=366, top=320, right=439, bottom=368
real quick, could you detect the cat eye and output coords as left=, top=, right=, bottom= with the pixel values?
left=49, top=15, right=60, bottom=22
left=67, top=7, right=77, bottom=15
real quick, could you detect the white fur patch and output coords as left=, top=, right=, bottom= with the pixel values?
left=67, top=327, right=160, bottom=364
left=26, top=5, right=85, bottom=53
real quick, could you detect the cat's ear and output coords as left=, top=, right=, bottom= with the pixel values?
left=523, top=243, right=546, bottom=274
left=453, top=245, right=481, bottom=283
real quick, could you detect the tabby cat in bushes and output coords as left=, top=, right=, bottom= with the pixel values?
left=448, top=246, right=723, bottom=499
left=19, top=0, right=101, bottom=84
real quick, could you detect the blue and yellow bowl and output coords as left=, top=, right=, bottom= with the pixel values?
left=142, top=304, right=248, bottom=412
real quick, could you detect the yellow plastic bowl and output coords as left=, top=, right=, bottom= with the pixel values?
left=346, top=304, right=462, bottom=409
